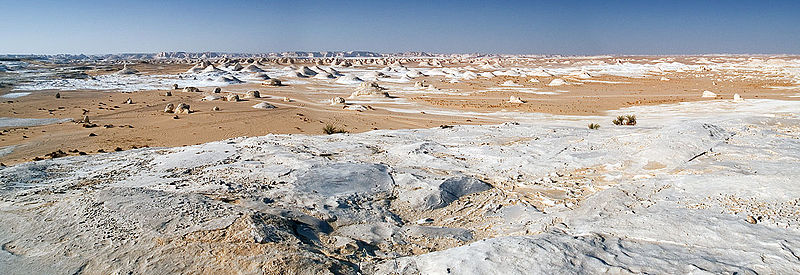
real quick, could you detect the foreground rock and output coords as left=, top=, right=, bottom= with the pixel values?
left=1, top=100, right=799, bottom=274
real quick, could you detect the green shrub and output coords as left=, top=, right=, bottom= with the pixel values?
left=588, top=123, right=600, bottom=130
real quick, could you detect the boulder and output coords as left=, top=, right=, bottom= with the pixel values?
left=349, top=82, right=389, bottom=98
left=174, top=103, right=190, bottom=114
left=508, top=96, right=525, bottom=103
left=183, top=87, right=200, bottom=93
left=330, top=97, right=346, bottom=105
left=246, top=90, right=260, bottom=98
left=226, top=94, right=240, bottom=102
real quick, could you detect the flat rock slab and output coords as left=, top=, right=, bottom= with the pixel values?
left=295, top=163, right=393, bottom=197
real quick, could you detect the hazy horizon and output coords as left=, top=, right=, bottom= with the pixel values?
left=2, top=0, right=799, bottom=55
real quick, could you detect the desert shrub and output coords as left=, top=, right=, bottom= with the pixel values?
left=625, top=115, right=637, bottom=126
left=588, top=123, right=600, bottom=130
left=612, top=116, right=626, bottom=125
left=612, top=114, right=637, bottom=126
left=323, top=124, right=347, bottom=135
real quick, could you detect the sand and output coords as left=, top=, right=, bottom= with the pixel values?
left=1, top=55, right=799, bottom=165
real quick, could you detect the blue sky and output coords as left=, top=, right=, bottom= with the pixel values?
left=1, top=0, right=799, bottom=55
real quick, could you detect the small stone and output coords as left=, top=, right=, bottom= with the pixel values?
left=165, top=91, right=172, bottom=96
left=746, top=215, right=757, bottom=224
left=212, top=106, right=220, bottom=111
left=213, top=87, right=222, bottom=93
left=55, top=92, right=61, bottom=99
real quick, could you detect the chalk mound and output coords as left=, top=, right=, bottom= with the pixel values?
left=350, top=82, right=389, bottom=98
left=576, top=71, right=592, bottom=79
left=201, top=94, right=223, bottom=101
left=548, top=78, right=567, bottom=86
left=246, top=90, right=260, bottom=98
left=242, top=64, right=264, bottom=73
left=252, top=102, right=276, bottom=109
left=508, top=96, right=525, bottom=103
left=702, top=90, right=717, bottom=98
left=202, top=65, right=223, bottom=73
left=185, top=64, right=204, bottom=73
left=174, top=103, right=191, bottom=114
left=330, top=97, right=346, bottom=105
left=215, top=75, right=243, bottom=84
left=225, top=94, right=240, bottom=102
left=500, top=80, right=521, bottom=87
left=344, top=104, right=370, bottom=111
left=733, top=93, right=744, bottom=102
left=335, top=75, right=364, bottom=84
left=183, top=87, right=201, bottom=93
left=262, top=79, right=282, bottom=86
left=248, top=73, right=271, bottom=80
left=479, top=72, right=495, bottom=78
left=114, top=65, right=138, bottom=75
left=228, top=63, right=243, bottom=71
left=405, top=70, right=426, bottom=78
left=362, top=71, right=388, bottom=80
left=297, top=66, right=318, bottom=76
left=313, top=73, right=336, bottom=79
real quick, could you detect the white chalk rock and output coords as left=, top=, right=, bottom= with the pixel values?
left=548, top=79, right=567, bottom=86
left=330, top=97, right=346, bottom=105
left=733, top=93, right=744, bottom=102
left=508, top=96, right=525, bottom=103
left=174, top=103, right=190, bottom=114
left=252, top=102, right=276, bottom=109
left=701, top=91, right=717, bottom=98
left=246, top=90, right=260, bottom=99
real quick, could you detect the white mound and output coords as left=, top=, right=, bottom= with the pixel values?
left=313, top=73, right=336, bottom=79
left=405, top=70, right=425, bottom=78
left=252, top=102, right=276, bottom=109
left=548, top=79, right=567, bottom=86
left=508, top=96, right=525, bottom=103
left=298, top=66, right=317, bottom=76
left=350, top=82, right=389, bottom=98
left=114, top=65, right=138, bottom=75
left=336, top=75, right=364, bottom=84
left=202, top=65, right=223, bottom=73
left=702, top=90, right=717, bottom=98
left=242, top=64, right=264, bottom=73
left=228, top=63, right=243, bottom=71
left=202, top=94, right=223, bottom=101
left=215, top=75, right=243, bottom=84
left=500, top=80, right=521, bottom=87
left=479, top=72, right=495, bottom=78
left=330, top=97, right=346, bottom=105
left=733, top=93, right=744, bottom=102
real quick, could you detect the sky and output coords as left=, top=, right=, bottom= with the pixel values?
left=1, top=0, right=799, bottom=55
